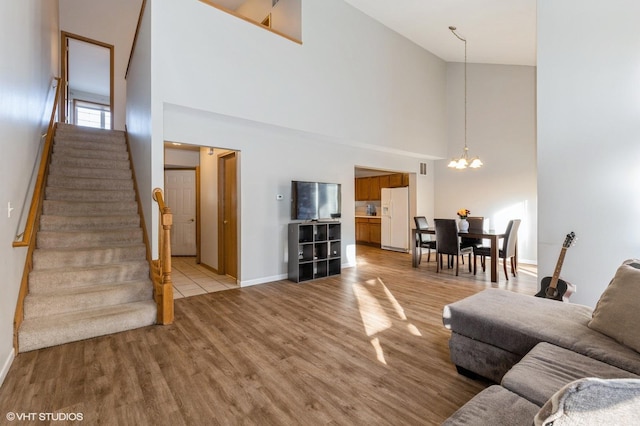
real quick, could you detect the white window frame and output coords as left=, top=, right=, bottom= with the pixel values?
left=73, top=99, right=111, bottom=129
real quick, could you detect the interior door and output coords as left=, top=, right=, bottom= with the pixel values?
left=218, top=152, right=238, bottom=279
left=165, top=170, right=197, bottom=256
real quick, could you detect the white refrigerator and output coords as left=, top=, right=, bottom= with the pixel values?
left=381, top=187, right=409, bottom=252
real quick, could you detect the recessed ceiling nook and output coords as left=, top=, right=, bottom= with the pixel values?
left=199, top=0, right=301, bottom=43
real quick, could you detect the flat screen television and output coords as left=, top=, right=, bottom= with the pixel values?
left=291, top=181, right=341, bottom=221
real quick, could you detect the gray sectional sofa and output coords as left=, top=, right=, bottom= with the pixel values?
left=441, top=260, right=640, bottom=425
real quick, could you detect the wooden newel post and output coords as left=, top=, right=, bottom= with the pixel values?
left=160, top=206, right=173, bottom=285
left=153, top=188, right=174, bottom=325
left=160, top=206, right=174, bottom=324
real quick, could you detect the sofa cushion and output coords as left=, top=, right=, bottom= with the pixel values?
left=502, top=342, right=638, bottom=406
left=534, top=378, right=640, bottom=426
left=443, top=289, right=640, bottom=375
left=442, top=385, right=540, bottom=426
left=448, top=332, right=522, bottom=383
left=588, top=260, right=640, bottom=353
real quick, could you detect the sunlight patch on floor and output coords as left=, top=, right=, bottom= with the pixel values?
left=407, top=323, right=422, bottom=336
left=353, top=280, right=392, bottom=336
left=370, top=337, right=386, bottom=365
left=353, top=277, right=423, bottom=364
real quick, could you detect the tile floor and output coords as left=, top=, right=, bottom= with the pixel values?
left=171, top=257, right=238, bottom=299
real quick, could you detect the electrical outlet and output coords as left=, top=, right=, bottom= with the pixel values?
left=8, top=202, right=14, bottom=218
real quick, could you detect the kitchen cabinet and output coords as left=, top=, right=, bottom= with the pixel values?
left=356, top=173, right=408, bottom=202
left=369, top=218, right=381, bottom=245
left=389, top=173, right=404, bottom=188
left=355, top=178, right=369, bottom=201
left=369, top=176, right=381, bottom=200
left=356, top=217, right=381, bottom=245
left=355, top=218, right=369, bottom=242
left=356, top=176, right=381, bottom=201
left=379, top=175, right=390, bottom=189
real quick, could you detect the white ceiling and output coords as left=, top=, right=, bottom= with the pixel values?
left=343, top=0, right=537, bottom=66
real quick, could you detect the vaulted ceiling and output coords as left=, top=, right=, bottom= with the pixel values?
left=343, top=0, right=537, bottom=66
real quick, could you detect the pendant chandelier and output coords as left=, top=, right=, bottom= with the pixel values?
left=447, top=26, right=483, bottom=170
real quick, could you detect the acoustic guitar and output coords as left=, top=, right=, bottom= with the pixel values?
left=535, top=232, right=576, bottom=302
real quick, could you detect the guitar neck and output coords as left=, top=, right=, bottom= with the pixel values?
left=549, top=247, right=568, bottom=289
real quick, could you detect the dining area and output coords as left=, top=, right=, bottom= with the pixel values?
left=412, top=213, right=521, bottom=283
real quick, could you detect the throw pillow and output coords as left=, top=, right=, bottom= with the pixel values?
left=587, top=259, right=640, bottom=353
left=534, top=378, right=640, bottom=426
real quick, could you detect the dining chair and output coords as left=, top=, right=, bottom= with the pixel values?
left=434, top=219, right=473, bottom=276
left=461, top=216, right=484, bottom=250
left=414, top=216, right=436, bottom=263
left=474, top=219, right=521, bottom=280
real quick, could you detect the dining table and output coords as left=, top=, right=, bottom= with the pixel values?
left=412, top=228, right=510, bottom=283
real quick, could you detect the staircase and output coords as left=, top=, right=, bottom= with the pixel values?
left=18, top=123, right=157, bottom=352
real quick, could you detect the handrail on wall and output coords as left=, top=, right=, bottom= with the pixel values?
left=13, top=77, right=61, bottom=351
left=13, top=77, right=61, bottom=248
left=152, top=188, right=174, bottom=324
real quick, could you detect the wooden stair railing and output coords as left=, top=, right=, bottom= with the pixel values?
left=152, top=188, right=174, bottom=324
left=12, top=77, right=61, bottom=351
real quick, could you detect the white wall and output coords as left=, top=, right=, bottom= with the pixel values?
left=199, top=148, right=221, bottom=270
left=128, top=0, right=444, bottom=282
left=434, top=63, right=538, bottom=264
left=538, top=0, right=640, bottom=307
left=0, top=0, right=59, bottom=386
left=59, top=0, right=143, bottom=130
left=152, top=0, right=448, bottom=159
left=126, top=0, right=155, bottom=257
left=164, top=147, right=200, bottom=168
left=163, top=105, right=434, bottom=285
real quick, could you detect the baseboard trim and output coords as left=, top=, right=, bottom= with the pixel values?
left=0, top=347, right=15, bottom=388
left=240, top=273, right=287, bottom=287
left=198, top=262, right=218, bottom=274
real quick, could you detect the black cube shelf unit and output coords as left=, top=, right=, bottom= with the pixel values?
left=288, top=222, right=341, bottom=282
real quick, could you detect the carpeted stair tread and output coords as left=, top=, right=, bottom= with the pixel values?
left=53, top=138, right=126, bottom=152
left=37, top=228, right=143, bottom=248
left=46, top=175, right=133, bottom=191
left=42, top=200, right=138, bottom=216
left=29, top=260, right=150, bottom=292
left=23, top=280, right=153, bottom=319
left=32, top=244, right=146, bottom=269
left=18, top=300, right=157, bottom=353
left=55, top=130, right=124, bottom=139
left=45, top=186, right=135, bottom=202
left=50, top=155, right=131, bottom=171
left=55, top=123, right=125, bottom=139
left=39, top=214, right=140, bottom=232
left=53, top=135, right=126, bottom=146
left=49, top=164, right=132, bottom=180
left=52, top=145, right=129, bottom=161
left=51, top=143, right=129, bottom=161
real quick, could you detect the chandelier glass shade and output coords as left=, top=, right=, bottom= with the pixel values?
left=447, top=26, right=483, bottom=170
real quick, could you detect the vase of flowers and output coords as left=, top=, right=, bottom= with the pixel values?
left=457, top=209, right=470, bottom=232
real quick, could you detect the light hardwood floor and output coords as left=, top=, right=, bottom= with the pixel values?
left=0, top=245, right=537, bottom=425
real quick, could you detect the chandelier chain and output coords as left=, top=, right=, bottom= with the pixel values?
left=447, top=26, right=482, bottom=169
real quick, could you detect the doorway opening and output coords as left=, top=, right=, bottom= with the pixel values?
left=164, top=143, right=240, bottom=295
left=60, top=31, right=114, bottom=129
left=354, top=167, right=415, bottom=257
